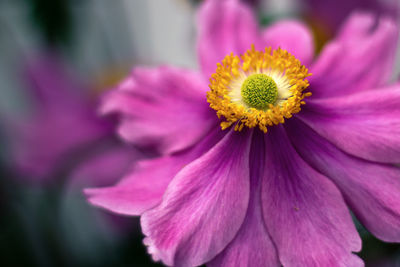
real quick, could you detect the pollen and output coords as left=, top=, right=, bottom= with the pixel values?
left=241, top=74, right=278, bottom=109
left=207, top=45, right=312, bottom=133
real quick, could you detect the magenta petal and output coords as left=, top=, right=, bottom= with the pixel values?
left=208, top=131, right=280, bottom=267
left=207, top=187, right=279, bottom=267
left=101, top=66, right=216, bottom=154
left=141, top=129, right=252, bottom=267
left=85, top=128, right=225, bottom=216
left=85, top=157, right=178, bottom=216
left=261, top=126, right=362, bottom=267
left=286, top=118, right=400, bottom=242
left=197, top=0, right=260, bottom=78
left=261, top=20, right=314, bottom=66
left=300, top=85, right=400, bottom=163
left=309, top=13, right=398, bottom=98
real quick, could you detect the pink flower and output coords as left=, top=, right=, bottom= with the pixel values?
left=86, top=0, right=400, bottom=266
left=5, top=52, right=139, bottom=185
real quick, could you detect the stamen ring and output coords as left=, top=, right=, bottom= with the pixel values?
left=207, top=45, right=311, bottom=133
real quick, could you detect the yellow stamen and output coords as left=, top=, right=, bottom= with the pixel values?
left=207, top=45, right=312, bottom=133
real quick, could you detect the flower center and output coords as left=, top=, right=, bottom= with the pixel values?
left=207, top=45, right=311, bottom=133
left=241, top=74, right=278, bottom=109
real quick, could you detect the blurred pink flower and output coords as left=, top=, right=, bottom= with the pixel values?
left=5, top=52, right=140, bottom=185
left=86, top=0, right=400, bottom=266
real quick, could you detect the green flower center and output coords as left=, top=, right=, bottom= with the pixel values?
left=241, top=74, right=278, bottom=110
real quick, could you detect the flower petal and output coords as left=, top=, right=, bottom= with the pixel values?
left=286, top=118, right=400, bottom=242
left=261, top=20, right=314, bottom=66
left=141, top=129, right=252, bottom=267
left=85, top=128, right=225, bottom=216
left=85, top=157, right=177, bottom=216
left=208, top=131, right=280, bottom=267
left=261, top=126, right=362, bottom=267
left=309, top=12, right=398, bottom=99
left=197, top=0, right=260, bottom=78
left=299, top=85, right=400, bottom=163
left=101, top=66, right=216, bottom=154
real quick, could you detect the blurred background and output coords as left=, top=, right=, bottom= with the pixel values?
left=0, top=0, right=399, bottom=266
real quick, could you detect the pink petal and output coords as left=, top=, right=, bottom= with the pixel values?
left=101, top=66, right=216, bottom=155
left=208, top=131, right=280, bottom=267
left=299, top=84, right=400, bottom=163
left=141, top=129, right=253, bottom=266
left=309, top=12, right=398, bottom=98
left=85, top=128, right=225, bottom=216
left=286, top=118, right=400, bottom=242
left=85, top=157, right=181, bottom=216
left=261, top=126, right=362, bottom=267
left=261, top=20, right=314, bottom=66
left=197, top=0, right=260, bottom=78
